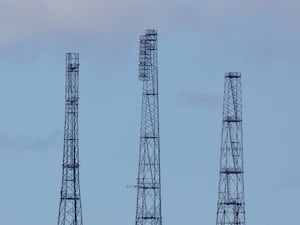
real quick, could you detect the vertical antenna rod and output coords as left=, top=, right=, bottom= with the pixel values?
left=216, top=72, right=245, bottom=225
left=57, top=53, right=83, bottom=225
left=135, top=29, right=162, bottom=225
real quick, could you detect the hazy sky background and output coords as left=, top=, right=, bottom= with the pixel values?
left=0, top=1, right=299, bottom=225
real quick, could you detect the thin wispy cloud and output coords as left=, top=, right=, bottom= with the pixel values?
left=0, top=131, right=61, bottom=152
left=273, top=167, right=300, bottom=189
left=179, top=92, right=221, bottom=108
left=284, top=169, right=300, bottom=188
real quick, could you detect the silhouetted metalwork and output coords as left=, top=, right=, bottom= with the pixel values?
left=57, top=53, right=83, bottom=225
left=135, top=29, right=162, bottom=225
left=216, top=72, right=245, bottom=225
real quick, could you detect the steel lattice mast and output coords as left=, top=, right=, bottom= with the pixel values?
left=57, top=53, right=83, bottom=225
left=216, top=72, right=245, bottom=225
left=135, top=29, right=162, bottom=225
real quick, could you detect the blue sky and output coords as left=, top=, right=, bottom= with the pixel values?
left=0, top=1, right=299, bottom=225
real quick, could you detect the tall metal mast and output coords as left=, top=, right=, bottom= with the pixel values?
left=216, top=72, right=245, bottom=225
left=57, top=53, right=83, bottom=225
left=135, top=29, right=162, bottom=225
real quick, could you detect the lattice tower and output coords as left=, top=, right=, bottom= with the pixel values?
left=216, top=72, right=245, bottom=225
left=57, top=53, right=83, bottom=225
left=135, top=29, right=162, bottom=225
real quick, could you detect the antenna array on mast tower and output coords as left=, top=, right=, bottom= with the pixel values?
left=135, top=29, right=162, bottom=225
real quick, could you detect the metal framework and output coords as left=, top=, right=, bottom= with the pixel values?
left=57, top=53, right=83, bottom=225
left=135, top=29, right=162, bottom=225
left=216, top=72, right=245, bottom=225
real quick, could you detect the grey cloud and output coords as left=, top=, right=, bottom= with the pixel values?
left=285, top=170, right=300, bottom=188
left=0, top=131, right=61, bottom=152
left=1, top=0, right=299, bottom=50
left=273, top=168, right=300, bottom=189
left=179, top=92, right=221, bottom=108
